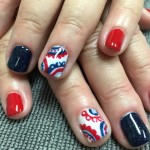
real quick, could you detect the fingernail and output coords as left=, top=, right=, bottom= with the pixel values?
left=6, top=93, right=24, bottom=116
left=121, top=112, right=150, bottom=147
left=41, top=45, right=68, bottom=78
left=7, top=46, right=32, bottom=72
left=79, top=108, right=109, bottom=143
left=105, top=28, right=124, bottom=52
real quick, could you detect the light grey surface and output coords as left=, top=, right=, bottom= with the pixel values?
left=0, top=1, right=150, bottom=150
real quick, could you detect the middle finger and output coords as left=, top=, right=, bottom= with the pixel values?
left=39, top=0, right=107, bottom=79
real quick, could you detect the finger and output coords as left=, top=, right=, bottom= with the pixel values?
left=139, top=8, right=150, bottom=29
left=120, top=27, right=150, bottom=111
left=6, top=0, right=63, bottom=73
left=0, top=0, right=21, bottom=37
left=39, top=0, right=106, bottom=79
left=0, top=26, right=32, bottom=119
left=48, top=63, right=111, bottom=147
left=79, top=22, right=150, bottom=149
left=99, top=0, right=144, bottom=56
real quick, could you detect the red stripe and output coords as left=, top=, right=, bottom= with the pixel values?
left=43, top=58, right=48, bottom=72
left=57, top=51, right=68, bottom=59
left=51, top=68, right=64, bottom=76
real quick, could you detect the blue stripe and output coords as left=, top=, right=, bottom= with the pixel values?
left=89, top=109, right=98, bottom=116
left=100, top=121, right=105, bottom=137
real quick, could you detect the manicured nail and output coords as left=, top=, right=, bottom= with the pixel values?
left=79, top=108, right=109, bottom=143
left=7, top=46, right=32, bottom=72
left=121, top=112, right=150, bottom=147
left=41, top=45, right=68, bottom=78
left=6, top=93, right=23, bottom=116
left=146, top=9, right=150, bottom=13
left=105, top=28, right=124, bottom=52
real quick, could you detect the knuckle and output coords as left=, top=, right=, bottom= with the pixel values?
left=100, top=83, right=132, bottom=104
left=57, top=15, right=86, bottom=36
left=17, top=12, right=46, bottom=35
left=58, top=80, right=86, bottom=102
left=121, top=5, right=139, bottom=20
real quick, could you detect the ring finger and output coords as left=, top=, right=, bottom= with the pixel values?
left=79, top=22, right=150, bottom=149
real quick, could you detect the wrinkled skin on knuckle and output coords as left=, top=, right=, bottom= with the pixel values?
left=57, top=15, right=86, bottom=37
left=79, top=23, right=103, bottom=62
left=57, top=79, right=87, bottom=103
left=16, top=10, right=47, bottom=35
left=100, top=82, right=133, bottom=105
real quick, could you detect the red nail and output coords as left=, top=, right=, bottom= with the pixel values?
left=105, top=28, right=124, bottom=52
left=146, top=9, right=150, bottom=13
left=6, top=93, right=23, bottom=116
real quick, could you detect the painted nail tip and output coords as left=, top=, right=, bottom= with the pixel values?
left=7, top=46, right=32, bottom=72
left=121, top=112, right=150, bottom=147
left=105, top=28, right=124, bottom=52
left=6, top=93, right=24, bottom=117
left=41, top=45, right=68, bottom=78
left=79, top=108, right=108, bottom=143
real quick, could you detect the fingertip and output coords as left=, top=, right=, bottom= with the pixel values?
left=38, top=45, right=73, bottom=80
left=98, top=27, right=126, bottom=57
left=77, top=108, right=111, bottom=147
left=0, top=75, right=32, bottom=120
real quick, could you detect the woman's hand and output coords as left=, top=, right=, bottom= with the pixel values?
left=2, top=22, right=150, bottom=149
left=1, top=0, right=149, bottom=80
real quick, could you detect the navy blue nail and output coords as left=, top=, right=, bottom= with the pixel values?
left=7, top=46, right=32, bottom=72
left=121, top=112, right=150, bottom=147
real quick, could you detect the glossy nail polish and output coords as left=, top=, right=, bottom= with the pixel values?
left=105, top=28, right=124, bottom=52
left=7, top=46, right=32, bottom=72
left=79, top=108, right=109, bottom=143
left=121, top=112, right=150, bottom=147
left=41, top=45, right=68, bottom=78
left=6, top=93, right=23, bottom=116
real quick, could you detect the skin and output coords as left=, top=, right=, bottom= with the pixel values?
left=0, top=1, right=150, bottom=149
left=0, top=18, right=150, bottom=149
left=0, top=0, right=148, bottom=80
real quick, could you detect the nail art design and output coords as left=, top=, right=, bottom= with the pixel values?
left=79, top=108, right=108, bottom=143
left=105, top=28, right=124, bottom=52
left=121, top=112, right=150, bottom=147
left=41, top=45, right=68, bottom=78
left=7, top=46, right=32, bottom=72
left=6, top=93, right=23, bottom=117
